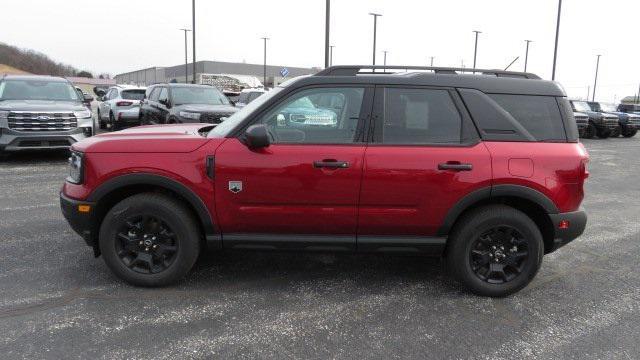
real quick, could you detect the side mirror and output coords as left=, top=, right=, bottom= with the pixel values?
left=160, top=99, right=171, bottom=108
left=244, top=124, right=270, bottom=149
left=95, top=89, right=106, bottom=97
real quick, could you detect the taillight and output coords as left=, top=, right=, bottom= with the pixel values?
left=116, top=101, right=133, bottom=106
left=582, top=158, right=590, bottom=180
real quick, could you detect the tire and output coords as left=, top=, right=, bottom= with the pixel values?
left=446, top=205, right=544, bottom=297
left=99, top=193, right=201, bottom=287
left=596, top=127, right=610, bottom=139
left=109, top=112, right=119, bottom=131
left=582, top=123, right=596, bottom=139
left=97, top=110, right=105, bottom=129
left=622, top=127, right=637, bottom=138
left=610, top=126, right=621, bottom=138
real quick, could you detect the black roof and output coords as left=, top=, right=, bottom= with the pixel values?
left=289, top=66, right=565, bottom=97
left=1, top=74, right=70, bottom=83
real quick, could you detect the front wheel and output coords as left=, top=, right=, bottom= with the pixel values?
left=622, top=126, right=637, bottom=138
left=610, top=126, right=621, bottom=138
left=582, top=123, right=596, bottom=139
left=99, top=193, right=201, bottom=287
left=596, top=127, right=611, bottom=139
left=446, top=205, right=543, bottom=297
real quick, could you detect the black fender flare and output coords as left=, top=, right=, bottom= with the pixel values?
left=437, top=184, right=558, bottom=236
left=88, top=173, right=219, bottom=247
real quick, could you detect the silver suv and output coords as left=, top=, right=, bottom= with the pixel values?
left=0, top=75, right=94, bottom=152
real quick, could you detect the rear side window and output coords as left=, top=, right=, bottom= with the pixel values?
left=149, top=88, right=160, bottom=101
left=489, top=94, right=566, bottom=141
left=379, top=88, right=462, bottom=144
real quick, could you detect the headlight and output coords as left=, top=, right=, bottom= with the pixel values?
left=179, top=111, right=201, bottom=120
left=67, top=151, right=84, bottom=184
left=73, top=110, right=92, bottom=119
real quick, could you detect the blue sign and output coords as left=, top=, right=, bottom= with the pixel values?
left=280, top=68, right=289, bottom=77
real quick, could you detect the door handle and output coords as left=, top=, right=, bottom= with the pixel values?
left=438, top=162, right=473, bottom=171
left=313, top=159, right=349, bottom=169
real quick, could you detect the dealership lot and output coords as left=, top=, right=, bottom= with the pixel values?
left=0, top=138, right=639, bottom=359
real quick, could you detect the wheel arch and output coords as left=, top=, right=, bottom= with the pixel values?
left=88, top=173, right=220, bottom=255
left=439, top=185, right=558, bottom=253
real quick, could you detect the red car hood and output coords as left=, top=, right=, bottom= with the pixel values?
left=72, top=124, right=217, bottom=153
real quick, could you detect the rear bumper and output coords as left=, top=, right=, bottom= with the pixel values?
left=548, top=208, right=587, bottom=252
left=60, top=192, right=96, bottom=249
left=115, top=107, right=140, bottom=122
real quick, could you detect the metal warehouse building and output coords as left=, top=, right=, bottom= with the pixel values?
left=115, top=60, right=318, bottom=87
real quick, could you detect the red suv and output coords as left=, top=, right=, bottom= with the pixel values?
left=60, top=66, right=588, bottom=297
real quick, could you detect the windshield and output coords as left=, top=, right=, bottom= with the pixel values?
left=209, top=87, right=285, bottom=137
left=0, top=79, right=80, bottom=101
left=171, top=86, right=230, bottom=106
left=572, top=101, right=591, bottom=112
left=599, top=103, right=617, bottom=112
left=122, top=89, right=145, bottom=100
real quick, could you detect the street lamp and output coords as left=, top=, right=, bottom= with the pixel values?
left=369, top=13, right=382, bottom=65
left=592, top=54, right=601, bottom=101
left=524, top=40, right=532, bottom=72
left=552, top=0, right=562, bottom=80
left=325, top=0, right=330, bottom=68
left=179, top=28, right=192, bottom=84
left=472, top=30, right=482, bottom=72
left=330, top=45, right=335, bottom=66
left=191, top=0, right=196, bottom=84
left=261, top=37, right=269, bottom=88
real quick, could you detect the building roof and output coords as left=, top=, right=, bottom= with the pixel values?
left=2, top=74, right=69, bottom=82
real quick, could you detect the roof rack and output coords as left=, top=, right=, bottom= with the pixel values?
left=315, top=65, right=541, bottom=80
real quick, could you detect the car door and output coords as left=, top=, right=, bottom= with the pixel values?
left=144, top=87, right=159, bottom=122
left=356, top=86, right=492, bottom=251
left=156, top=87, right=170, bottom=123
left=99, top=89, right=113, bottom=119
left=214, top=86, right=373, bottom=250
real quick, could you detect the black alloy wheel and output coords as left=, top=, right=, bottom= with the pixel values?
left=115, top=215, right=178, bottom=274
left=469, top=226, right=529, bottom=284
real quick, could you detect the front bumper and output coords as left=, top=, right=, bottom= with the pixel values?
left=60, top=192, right=97, bottom=251
left=548, top=208, right=587, bottom=253
left=0, top=126, right=92, bottom=151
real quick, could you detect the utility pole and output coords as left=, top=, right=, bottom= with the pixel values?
left=329, top=45, right=335, bottom=66
left=552, top=0, right=562, bottom=80
left=587, top=85, right=590, bottom=101
left=430, top=56, right=434, bottom=67
left=324, top=0, right=330, bottom=68
left=383, top=50, right=388, bottom=69
left=524, top=40, right=532, bottom=72
left=191, top=0, right=196, bottom=84
left=261, top=37, right=269, bottom=88
left=179, top=29, right=191, bottom=84
left=369, top=13, right=382, bottom=65
left=472, top=30, right=481, bottom=72
left=592, top=54, right=601, bottom=101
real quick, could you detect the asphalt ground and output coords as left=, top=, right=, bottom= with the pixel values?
left=0, top=137, right=639, bottom=359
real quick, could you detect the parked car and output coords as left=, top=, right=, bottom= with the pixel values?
left=60, top=65, right=588, bottom=297
left=235, top=88, right=266, bottom=108
left=96, top=85, right=146, bottom=131
left=0, top=75, right=94, bottom=152
left=75, top=86, right=94, bottom=110
left=589, top=102, right=639, bottom=138
left=617, top=103, right=640, bottom=115
left=574, top=112, right=589, bottom=137
left=570, top=100, right=618, bottom=138
left=139, top=83, right=237, bottom=125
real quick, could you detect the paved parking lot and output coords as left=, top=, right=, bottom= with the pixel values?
left=0, top=138, right=639, bottom=359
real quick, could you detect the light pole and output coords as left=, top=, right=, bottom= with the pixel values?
left=472, top=30, right=481, bottom=72
left=592, top=54, right=601, bottom=101
left=552, top=0, right=562, bottom=80
left=330, top=45, right=335, bottom=66
left=179, top=29, right=191, bottom=84
left=261, top=37, right=269, bottom=88
left=369, top=13, right=382, bottom=65
left=430, top=56, right=434, bottom=67
left=383, top=50, right=388, bottom=68
left=191, top=0, right=196, bottom=84
left=524, top=40, right=532, bottom=72
left=324, top=0, right=330, bottom=68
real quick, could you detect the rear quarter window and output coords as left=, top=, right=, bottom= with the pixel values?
left=489, top=94, right=566, bottom=141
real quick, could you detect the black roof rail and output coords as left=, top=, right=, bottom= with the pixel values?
left=315, top=65, right=542, bottom=80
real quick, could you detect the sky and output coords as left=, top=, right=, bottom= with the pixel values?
left=1, top=0, right=639, bottom=102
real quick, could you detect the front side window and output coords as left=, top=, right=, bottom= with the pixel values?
left=157, top=88, right=168, bottom=103
left=256, top=87, right=365, bottom=144
left=149, top=88, right=160, bottom=101
left=490, top=94, right=566, bottom=141
left=0, top=79, right=80, bottom=101
left=380, top=88, right=462, bottom=144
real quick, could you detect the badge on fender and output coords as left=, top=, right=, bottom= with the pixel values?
left=229, top=181, right=243, bottom=193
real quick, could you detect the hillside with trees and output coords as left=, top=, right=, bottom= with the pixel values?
left=0, top=42, right=93, bottom=77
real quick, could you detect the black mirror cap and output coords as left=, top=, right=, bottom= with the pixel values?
left=244, top=124, right=270, bottom=149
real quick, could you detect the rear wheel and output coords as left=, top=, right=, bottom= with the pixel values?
left=610, top=125, right=621, bottom=138
left=622, top=126, right=637, bottom=138
left=582, top=123, right=596, bottom=139
left=99, top=193, right=201, bottom=287
left=446, top=205, right=543, bottom=297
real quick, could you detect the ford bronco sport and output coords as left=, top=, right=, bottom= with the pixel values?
left=60, top=66, right=588, bottom=297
